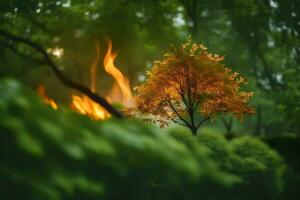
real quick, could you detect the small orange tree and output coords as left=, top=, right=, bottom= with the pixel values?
left=133, top=38, right=255, bottom=135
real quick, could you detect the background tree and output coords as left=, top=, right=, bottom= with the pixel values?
left=133, top=38, right=255, bottom=135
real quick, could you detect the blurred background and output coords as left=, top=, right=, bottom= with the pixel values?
left=0, top=0, right=299, bottom=136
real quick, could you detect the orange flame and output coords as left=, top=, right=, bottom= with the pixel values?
left=38, top=39, right=132, bottom=120
left=70, top=39, right=132, bottom=119
left=90, top=42, right=100, bottom=93
left=103, top=40, right=132, bottom=105
left=37, top=85, right=58, bottom=110
left=70, top=95, right=109, bottom=120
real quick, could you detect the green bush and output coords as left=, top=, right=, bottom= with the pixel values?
left=196, top=130, right=233, bottom=171
left=230, top=136, right=285, bottom=199
left=263, top=135, right=300, bottom=199
left=0, top=78, right=239, bottom=200
left=168, top=128, right=286, bottom=200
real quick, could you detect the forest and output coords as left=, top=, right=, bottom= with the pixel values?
left=0, top=0, right=299, bottom=199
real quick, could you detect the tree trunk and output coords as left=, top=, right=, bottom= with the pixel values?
left=191, top=126, right=198, bottom=136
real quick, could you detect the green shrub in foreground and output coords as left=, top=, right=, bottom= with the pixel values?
left=168, top=127, right=286, bottom=200
left=0, top=78, right=238, bottom=200
left=263, top=135, right=300, bottom=199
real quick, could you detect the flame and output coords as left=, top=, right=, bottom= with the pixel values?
left=38, top=40, right=132, bottom=120
left=69, top=42, right=109, bottom=120
left=103, top=40, right=132, bottom=105
left=90, top=42, right=100, bottom=93
left=37, top=85, right=58, bottom=110
left=69, top=39, right=132, bottom=120
left=70, top=95, right=109, bottom=120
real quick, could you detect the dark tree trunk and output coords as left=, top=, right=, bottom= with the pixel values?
left=191, top=126, right=198, bottom=135
left=222, top=117, right=234, bottom=135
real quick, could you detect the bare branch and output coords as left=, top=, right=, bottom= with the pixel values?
left=0, top=40, right=45, bottom=65
left=175, top=86, right=189, bottom=109
left=162, top=106, right=189, bottom=127
left=196, top=117, right=210, bottom=129
left=166, top=98, right=191, bottom=129
left=192, top=99, right=201, bottom=113
left=0, top=29, right=123, bottom=118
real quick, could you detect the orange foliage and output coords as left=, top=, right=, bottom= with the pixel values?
left=132, top=38, right=255, bottom=134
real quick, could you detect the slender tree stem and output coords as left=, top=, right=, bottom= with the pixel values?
left=166, top=98, right=191, bottom=129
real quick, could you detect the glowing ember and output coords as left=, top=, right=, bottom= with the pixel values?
left=37, top=85, right=58, bottom=110
left=39, top=39, right=133, bottom=120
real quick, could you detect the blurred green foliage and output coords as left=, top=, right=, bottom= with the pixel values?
left=2, top=78, right=298, bottom=199
left=0, top=78, right=239, bottom=200
left=263, top=134, right=300, bottom=199
left=168, top=127, right=286, bottom=199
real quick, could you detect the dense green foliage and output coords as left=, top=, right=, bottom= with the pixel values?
left=1, top=78, right=294, bottom=200
left=168, top=127, right=286, bottom=199
left=0, top=78, right=238, bottom=200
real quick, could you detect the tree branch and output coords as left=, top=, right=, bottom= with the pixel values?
left=192, top=99, right=201, bottom=113
left=0, top=40, right=45, bottom=65
left=196, top=116, right=210, bottom=129
left=166, top=98, right=191, bottom=129
left=0, top=29, right=123, bottom=119
left=195, top=105, right=218, bottom=129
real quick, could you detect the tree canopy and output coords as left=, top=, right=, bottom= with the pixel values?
left=133, top=38, right=255, bottom=134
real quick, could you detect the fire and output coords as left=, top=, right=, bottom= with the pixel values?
left=37, top=85, right=58, bottom=110
left=38, top=39, right=132, bottom=120
left=70, top=39, right=132, bottom=119
left=70, top=95, right=109, bottom=120
left=70, top=42, right=110, bottom=120
left=103, top=40, right=132, bottom=105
